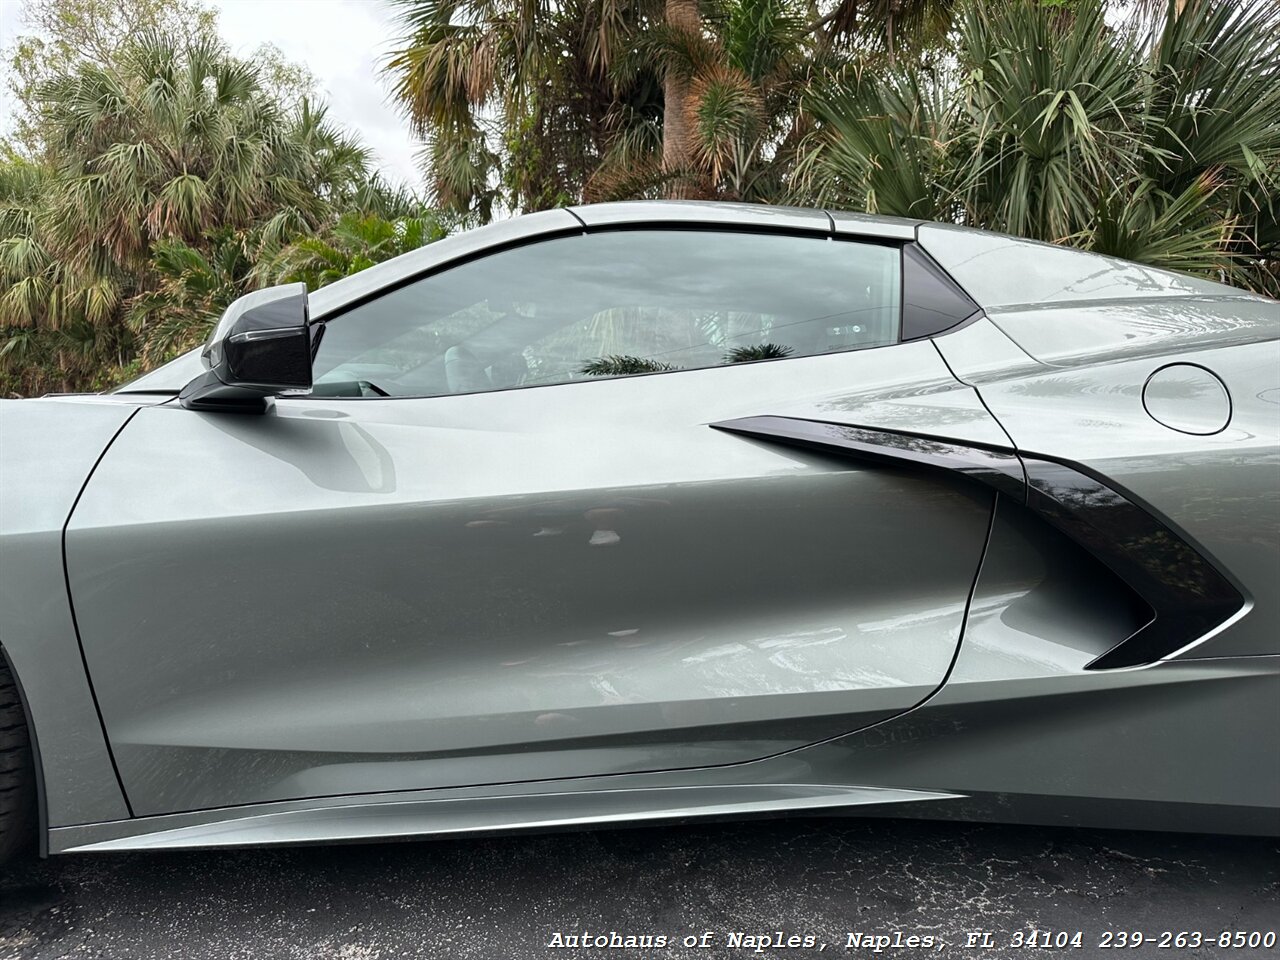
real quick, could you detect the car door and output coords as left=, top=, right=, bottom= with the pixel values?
left=66, top=216, right=1006, bottom=816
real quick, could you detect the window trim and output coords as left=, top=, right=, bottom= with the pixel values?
left=292, top=225, right=931, bottom=403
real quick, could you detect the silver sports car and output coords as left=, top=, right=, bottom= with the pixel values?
left=1, top=201, right=1277, bottom=863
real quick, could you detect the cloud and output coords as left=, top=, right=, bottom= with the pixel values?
left=0, top=0, right=425, bottom=190
left=210, top=0, right=425, bottom=190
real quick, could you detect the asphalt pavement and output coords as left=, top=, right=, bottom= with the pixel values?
left=1, top=817, right=1276, bottom=959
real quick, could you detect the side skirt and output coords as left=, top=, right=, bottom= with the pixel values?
left=50, top=782, right=960, bottom=853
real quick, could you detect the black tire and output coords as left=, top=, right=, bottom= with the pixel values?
left=0, top=653, right=36, bottom=866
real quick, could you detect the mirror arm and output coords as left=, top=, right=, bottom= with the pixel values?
left=178, top=369, right=275, bottom=413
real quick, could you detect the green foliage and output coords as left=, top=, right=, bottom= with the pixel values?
left=5, top=0, right=1276, bottom=395
left=384, top=0, right=658, bottom=216
left=385, top=0, right=894, bottom=211
left=581, top=355, right=677, bottom=376
left=3, top=0, right=224, bottom=151
left=796, top=0, right=1280, bottom=294
left=265, top=211, right=451, bottom=289
left=0, top=3, right=430, bottom=396
left=124, top=232, right=252, bottom=366
left=724, top=342, right=793, bottom=362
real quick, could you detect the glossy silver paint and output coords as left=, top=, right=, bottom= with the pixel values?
left=66, top=342, right=997, bottom=814
left=946, top=337, right=1279, bottom=660
left=0, top=398, right=136, bottom=826
left=1142, top=363, right=1232, bottom=435
left=569, top=199, right=831, bottom=233
left=1, top=201, right=1277, bottom=852
left=917, top=241, right=1278, bottom=664
left=917, top=221, right=1246, bottom=307
left=54, top=782, right=960, bottom=853
left=984, top=297, right=1276, bottom=367
left=828, top=209, right=918, bottom=240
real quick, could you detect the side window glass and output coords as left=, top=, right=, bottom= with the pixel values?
left=312, top=230, right=901, bottom=398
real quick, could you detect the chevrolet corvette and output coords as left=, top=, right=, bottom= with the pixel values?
left=1, top=200, right=1277, bottom=864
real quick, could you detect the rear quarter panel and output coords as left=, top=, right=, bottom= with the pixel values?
left=961, top=321, right=1279, bottom=659
left=922, top=223, right=1278, bottom=659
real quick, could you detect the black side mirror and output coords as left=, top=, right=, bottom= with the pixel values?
left=179, top=283, right=319, bottom=413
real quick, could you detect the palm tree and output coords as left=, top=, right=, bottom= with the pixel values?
left=4, top=0, right=222, bottom=153
left=0, top=33, right=390, bottom=392
left=119, top=208, right=447, bottom=372
left=265, top=210, right=451, bottom=290
left=33, top=36, right=371, bottom=278
left=384, top=0, right=961, bottom=212
left=124, top=232, right=253, bottom=367
left=384, top=0, right=655, bottom=216
left=795, top=0, right=1280, bottom=294
left=0, top=147, right=128, bottom=392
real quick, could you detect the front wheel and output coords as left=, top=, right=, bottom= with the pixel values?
left=0, top=653, right=36, bottom=866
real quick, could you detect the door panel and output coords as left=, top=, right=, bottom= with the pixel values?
left=67, top=343, right=997, bottom=815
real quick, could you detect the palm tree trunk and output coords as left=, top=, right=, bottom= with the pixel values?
left=662, top=0, right=702, bottom=198
left=886, top=0, right=902, bottom=66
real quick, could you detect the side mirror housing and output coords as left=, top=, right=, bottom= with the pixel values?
left=179, top=283, right=317, bottom=413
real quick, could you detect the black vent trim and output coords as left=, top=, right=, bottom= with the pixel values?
left=710, top=416, right=1244, bottom=669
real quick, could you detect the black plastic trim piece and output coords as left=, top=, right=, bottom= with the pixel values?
left=901, top=242, right=981, bottom=341
left=181, top=284, right=311, bottom=413
left=1019, top=458, right=1243, bottom=669
left=712, top=416, right=1025, bottom=500
left=710, top=416, right=1244, bottom=670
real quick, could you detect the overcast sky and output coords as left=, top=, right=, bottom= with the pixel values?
left=0, top=0, right=427, bottom=191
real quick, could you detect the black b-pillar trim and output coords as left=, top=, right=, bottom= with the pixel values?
left=710, top=416, right=1244, bottom=670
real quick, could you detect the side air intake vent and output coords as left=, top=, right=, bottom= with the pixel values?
left=710, top=417, right=1245, bottom=669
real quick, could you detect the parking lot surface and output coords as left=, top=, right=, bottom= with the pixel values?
left=1, top=817, right=1276, bottom=958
